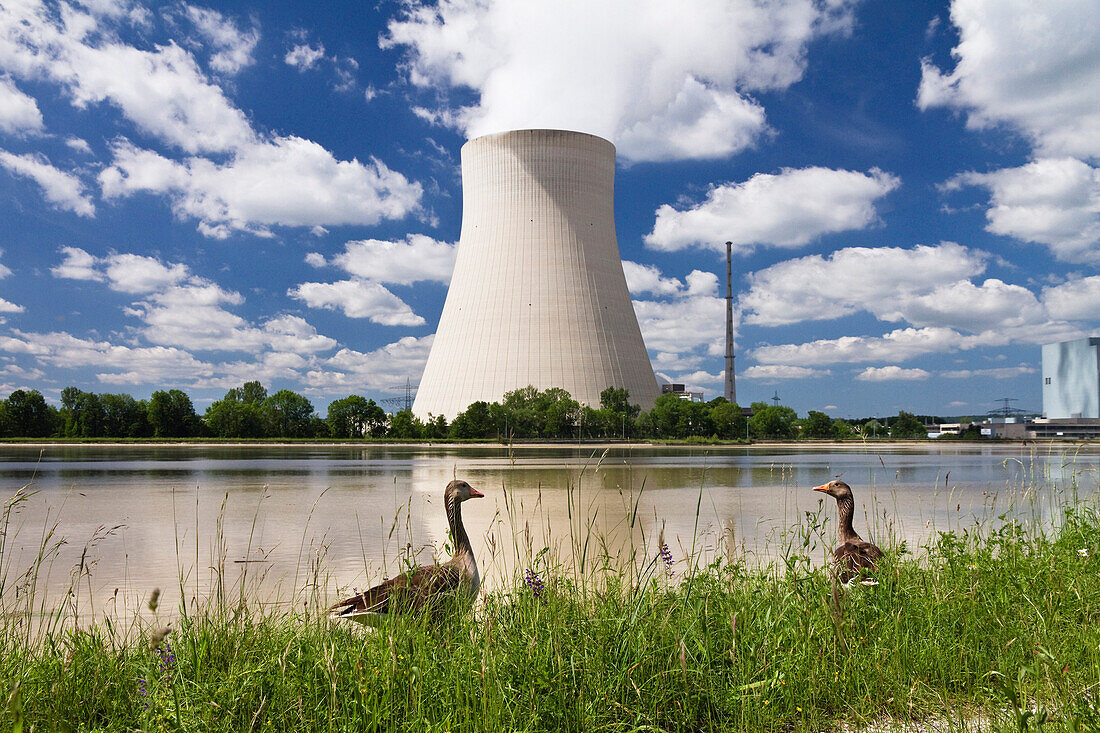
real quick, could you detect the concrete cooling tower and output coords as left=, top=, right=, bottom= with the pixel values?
left=413, top=129, right=659, bottom=419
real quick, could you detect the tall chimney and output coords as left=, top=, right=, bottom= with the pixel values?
left=724, top=240, right=736, bottom=405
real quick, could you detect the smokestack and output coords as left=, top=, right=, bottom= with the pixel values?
left=413, top=129, right=660, bottom=419
left=724, top=240, right=736, bottom=405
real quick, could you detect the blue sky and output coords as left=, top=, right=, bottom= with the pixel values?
left=0, top=0, right=1096, bottom=419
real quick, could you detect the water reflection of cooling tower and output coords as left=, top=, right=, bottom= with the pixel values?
left=413, top=129, right=660, bottom=419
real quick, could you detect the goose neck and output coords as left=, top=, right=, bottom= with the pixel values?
left=836, top=495, right=861, bottom=543
left=447, top=495, right=473, bottom=556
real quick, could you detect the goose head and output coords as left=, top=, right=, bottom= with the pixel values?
left=445, top=479, right=485, bottom=503
left=812, top=479, right=852, bottom=499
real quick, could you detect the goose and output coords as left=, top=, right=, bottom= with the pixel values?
left=813, top=479, right=883, bottom=585
left=330, top=479, right=484, bottom=624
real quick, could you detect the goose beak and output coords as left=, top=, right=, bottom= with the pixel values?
left=468, top=486, right=485, bottom=499
left=812, top=483, right=829, bottom=493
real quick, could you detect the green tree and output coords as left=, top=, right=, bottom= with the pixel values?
left=262, top=390, right=316, bottom=438
left=594, top=386, right=640, bottom=438
left=449, top=401, right=494, bottom=439
left=326, top=395, right=376, bottom=439
left=101, top=393, right=151, bottom=437
left=60, top=387, right=105, bottom=437
left=499, top=386, right=542, bottom=438
left=422, top=414, right=448, bottom=440
left=748, top=402, right=798, bottom=440
left=708, top=399, right=747, bottom=440
left=204, top=393, right=265, bottom=438
left=148, top=389, right=201, bottom=437
left=542, top=390, right=580, bottom=439
left=4, top=389, right=57, bottom=437
left=644, top=393, right=689, bottom=438
left=388, top=409, right=423, bottom=439
left=862, top=419, right=883, bottom=438
left=890, top=411, right=928, bottom=440
left=832, top=418, right=854, bottom=440
left=801, top=410, right=833, bottom=439
left=236, top=381, right=268, bottom=405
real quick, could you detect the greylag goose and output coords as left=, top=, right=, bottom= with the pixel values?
left=330, top=479, right=484, bottom=624
left=813, top=479, right=883, bottom=584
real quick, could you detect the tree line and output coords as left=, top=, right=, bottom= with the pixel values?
left=0, top=382, right=946, bottom=441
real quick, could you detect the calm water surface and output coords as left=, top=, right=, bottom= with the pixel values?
left=1, top=443, right=1097, bottom=620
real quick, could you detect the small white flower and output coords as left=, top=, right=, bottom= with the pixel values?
left=1079, top=548, right=1089, bottom=558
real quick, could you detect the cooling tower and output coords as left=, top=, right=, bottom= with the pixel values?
left=413, top=129, right=659, bottom=419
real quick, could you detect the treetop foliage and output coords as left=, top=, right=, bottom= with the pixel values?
left=0, top=383, right=952, bottom=442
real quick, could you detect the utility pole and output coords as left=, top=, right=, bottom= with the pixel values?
left=724, top=240, right=736, bottom=405
left=771, top=390, right=781, bottom=406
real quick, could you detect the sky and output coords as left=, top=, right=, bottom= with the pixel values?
left=0, top=0, right=1097, bottom=420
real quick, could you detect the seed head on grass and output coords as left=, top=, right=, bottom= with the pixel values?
left=147, top=587, right=160, bottom=612
left=149, top=625, right=171, bottom=651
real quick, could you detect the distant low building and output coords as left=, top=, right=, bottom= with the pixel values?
left=1042, top=337, right=1100, bottom=419
left=661, top=383, right=705, bottom=402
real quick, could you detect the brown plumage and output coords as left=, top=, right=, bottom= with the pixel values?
left=330, top=479, right=484, bottom=624
left=813, top=479, right=883, bottom=585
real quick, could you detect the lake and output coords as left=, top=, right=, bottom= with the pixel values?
left=1, top=442, right=1097, bottom=623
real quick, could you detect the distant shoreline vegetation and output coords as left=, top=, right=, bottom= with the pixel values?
left=0, top=382, right=985, bottom=442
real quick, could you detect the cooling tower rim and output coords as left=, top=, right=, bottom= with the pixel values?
left=463, top=128, right=615, bottom=153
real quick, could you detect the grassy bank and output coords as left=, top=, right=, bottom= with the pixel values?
left=3, top=490, right=1100, bottom=730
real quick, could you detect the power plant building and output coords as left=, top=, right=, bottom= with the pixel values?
left=413, top=129, right=659, bottom=419
left=1041, top=337, right=1100, bottom=419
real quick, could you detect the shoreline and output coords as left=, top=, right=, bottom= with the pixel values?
left=0, top=438, right=1095, bottom=449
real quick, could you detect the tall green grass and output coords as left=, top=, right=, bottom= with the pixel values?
left=3, top=455, right=1100, bottom=732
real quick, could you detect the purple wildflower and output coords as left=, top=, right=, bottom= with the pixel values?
left=524, top=568, right=546, bottom=603
left=156, top=640, right=175, bottom=675
left=659, top=543, right=674, bottom=576
left=138, top=677, right=148, bottom=710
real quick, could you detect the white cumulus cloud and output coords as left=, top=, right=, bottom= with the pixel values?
left=918, top=0, right=1100, bottom=160
left=941, top=365, right=1036, bottom=379
left=0, top=75, right=43, bottom=135
left=752, top=327, right=981, bottom=366
left=383, top=0, right=855, bottom=162
left=99, top=138, right=422, bottom=237
left=943, top=158, right=1099, bottom=264
left=633, top=269, right=726, bottom=356
left=646, top=167, right=899, bottom=252
left=51, top=246, right=103, bottom=281
left=182, top=4, right=260, bottom=75
left=289, top=279, right=425, bottom=326
left=0, top=1, right=255, bottom=153
left=742, top=242, right=987, bottom=326
left=329, top=235, right=457, bottom=285
left=742, top=365, right=827, bottom=380
left=856, top=366, right=931, bottom=382
left=1, top=1, right=422, bottom=236
left=285, top=43, right=325, bottom=71
left=303, top=335, right=435, bottom=394
left=881, top=278, right=1046, bottom=333
left=0, top=150, right=95, bottom=216
left=1042, top=276, right=1100, bottom=321
left=622, top=261, right=684, bottom=296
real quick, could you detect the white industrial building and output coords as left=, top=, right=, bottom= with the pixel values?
left=413, top=129, right=660, bottom=419
left=1042, top=337, right=1100, bottom=419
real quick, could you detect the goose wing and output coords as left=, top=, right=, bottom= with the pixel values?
left=330, top=561, right=465, bottom=621
left=834, top=540, right=884, bottom=584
